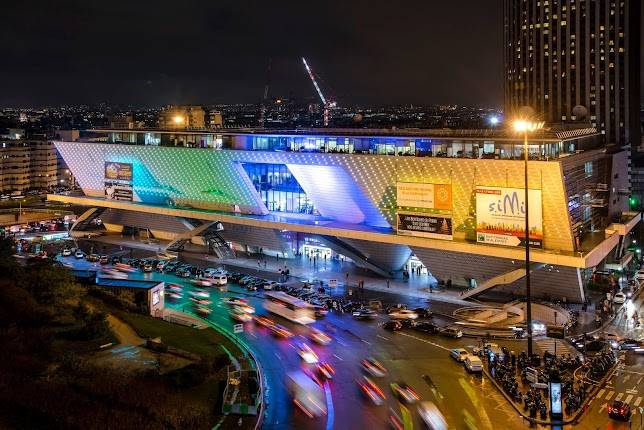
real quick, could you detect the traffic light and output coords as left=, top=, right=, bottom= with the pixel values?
left=629, top=196, right=638, bottom=210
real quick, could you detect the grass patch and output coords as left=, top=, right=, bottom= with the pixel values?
left=113, top=310, right=240, bottom=361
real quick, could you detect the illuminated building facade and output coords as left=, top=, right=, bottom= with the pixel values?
left=51, top=127, right=639, bottom=302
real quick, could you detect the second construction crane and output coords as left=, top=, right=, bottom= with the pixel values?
left=302, top=57, right=336, bottom=127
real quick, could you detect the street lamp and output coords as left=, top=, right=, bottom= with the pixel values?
left=513, top=118, right=544, bottom=358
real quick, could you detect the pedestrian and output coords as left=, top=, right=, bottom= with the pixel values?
left=387, top=279, right=390, bottom=289
left=345, top=272, right=349, bottom=284
left=263, top=260, right=267, bottom=268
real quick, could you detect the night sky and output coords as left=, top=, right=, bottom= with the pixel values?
left=0, top=1, right=640, bottom=108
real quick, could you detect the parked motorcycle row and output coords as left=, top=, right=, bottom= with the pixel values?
left=586, top=351, right=616, bottom=381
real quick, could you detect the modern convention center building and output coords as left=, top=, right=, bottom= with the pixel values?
left=50, top=126, right=639, bottom=302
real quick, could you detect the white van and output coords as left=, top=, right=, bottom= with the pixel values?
left=464, top=355, right=483, bottom=373
left=212, top=274, right=227, bottom=286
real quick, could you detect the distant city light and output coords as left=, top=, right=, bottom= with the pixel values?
left=173, top=115, right=184, bottom=124
left=489, top=116, right=499, bottom=125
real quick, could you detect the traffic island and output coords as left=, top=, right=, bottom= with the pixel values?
left=482, top=354, right=619, bottom=425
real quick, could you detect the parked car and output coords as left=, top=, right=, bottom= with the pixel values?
left=439, top=327, right=463, bottom=338
left=613, top=292, right=626, bottom=304
left=99, top=255, right=109, bottom=264
left=450, top=348, right=469, bottom=362
left=61, top=248, right=72, bottom=257
left=74, top=250, right=84, bottom=259
left=413, top=322, right=440, bottom=334
left=86, top=254, right=100, bottom=262
left=383, top=320, right=403, bottom=331
left=464, top=355, right=483, bottom=373
left=413, top=307, right=433, bottom=319
left=618, top=339, right=642, bottom=350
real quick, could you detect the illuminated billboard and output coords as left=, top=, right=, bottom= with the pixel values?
left=476, top=186, right=543, bottom=248
left=396, top=183, right=452, bottom=210
left=397, top=212, right=453, bottom=240
left=104, top=162, right=133, bottom=181
left=104, top=181, right=133, bottom=201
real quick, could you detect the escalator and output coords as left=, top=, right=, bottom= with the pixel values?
left=317, top=235, right=391, bottom=278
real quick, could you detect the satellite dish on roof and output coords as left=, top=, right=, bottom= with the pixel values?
left=517, top=106, right=536, bottom=118
left=572, top=105, right=588, bottom=120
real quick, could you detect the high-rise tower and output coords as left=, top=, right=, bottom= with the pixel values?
left=504, top=0, right=640, bottom=148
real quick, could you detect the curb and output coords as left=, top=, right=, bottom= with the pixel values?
left=482, top=361, right=618, bottom=426
left=180, top=310, right=266, bottom=430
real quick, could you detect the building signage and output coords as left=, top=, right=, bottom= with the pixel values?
left=397, top=212, right=453, bottom=240
left=475, top=186, right=543, bottom=248
left=104, top=181, right=133, bottom=201
left=104, top=162, right=133, bottom=181
left=396, top=182, right=452, bottom=210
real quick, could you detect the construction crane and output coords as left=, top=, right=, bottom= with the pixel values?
left=259, top=58, right=272, bottom=128
left=302, top=57, right=335, bottom=127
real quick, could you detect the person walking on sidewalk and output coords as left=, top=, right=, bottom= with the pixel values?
left=387, top=279, right=390, bottom=289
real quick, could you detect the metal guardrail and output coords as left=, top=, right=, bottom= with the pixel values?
left=183, top=310, right=266, bottom=430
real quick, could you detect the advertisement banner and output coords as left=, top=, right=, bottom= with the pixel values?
left=104, top=162, right=133, bottom=181
left=104, top=181, right=133, bottom=201
left=396, top=183, right=452, bottom=210
left=476, top=186, right=543, bottom=248
left=397, top=212, right=453, bottom=240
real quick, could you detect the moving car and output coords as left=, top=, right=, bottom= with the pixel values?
left=295, top=343, right=319, bottom=364
left=99, top=255, right=109, bottom=264
left=358, top=376, right=386, bottom=405
left=62, top=248, right=72, bottom=257
left=636, top=269, right=644, bottom=281
left=230, top=309, right=252, bottom=322
left=143, top=263, right=153, bottom=272
left=353, top=308, right=377, bottom=320
left=608, top=400, right=631, bottom=421
left=288, top=371, right=327, bottom=418
left=390, top=382, right=420, bottom=404
left=309, top=328, right=332, bottom=345
left=388, top=309, right=419, bottom=320
left=450, top=348, right=469, bottom=362
left=439, top=327, right=463, bottom=338
left=613, top=292, right=626, bottom=304
left=383, top=320, right=403, bottom=331
left=418, top=401, right=448, bottom=430
left=314, top=362, right=335, bottom=380
left=254, top=316, right=275, bottom=328
left=269, top=323, right=294, bottom=338
left=464, top=355, right=483, bottom=373
left=361, top=358, right=387, bottom=377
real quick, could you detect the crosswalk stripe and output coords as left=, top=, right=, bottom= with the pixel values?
left=597, top=389, right=606, bottom=398
left=605, top=391, right=614, bottom=400
left=624, top=394, right=633, bottom=404
left=615, top=393, right=624, bottom=401
left=634, top=397, right=642, bottom=407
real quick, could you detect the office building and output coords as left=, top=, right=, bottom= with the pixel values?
left=158, top=105, right=206, bottom=129
left=50, top=126, right=639, bottom=302
left=504, top=0, right=641, bottom=149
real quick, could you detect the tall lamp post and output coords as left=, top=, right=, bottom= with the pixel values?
left=513, top=118, right=544, bottom=357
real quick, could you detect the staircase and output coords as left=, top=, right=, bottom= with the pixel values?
left=461, top=264, right=545, bottom=299
left=69, top=207, right=107, bottom=237
left=317, top=235, right=391, bottom=278
left=166, top=219, right=235, bottom=259
left=536, top=338, right=573, bottom=356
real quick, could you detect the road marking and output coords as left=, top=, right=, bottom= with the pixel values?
left=323, top=381, right=334, bottom=430
left=624, top=394, right=633, bottom=404
left=597, top=389, right=606, bottom=399
left=599, top=403, right=607, bottom=413
left=333, top=354, right=343, bottom=361
left=615, top=393, right=624, bottom=401
left=395, top=332, right=451, bottom=352
left=623, top=375, right=631, bottom=383
left=274, top=352, right=282, bottom=360
left=377, top=335, right=389, bottom=341
left=627, top=388, right=639, bottom=394
left=605, top=391, right=614, bottom=400
left=634, top=397, right=642, bottom=407
left=335, top=338, right=348, bottom=347
left=638, top=377, right=643, bottom=385
left=361, top=339, right=371, bottom=345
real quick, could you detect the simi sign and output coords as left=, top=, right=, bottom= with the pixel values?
left=475, top=186, right=543, bottom=248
